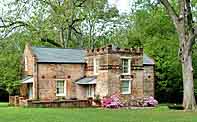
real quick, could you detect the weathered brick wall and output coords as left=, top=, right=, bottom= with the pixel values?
left=85, top=45, right=144, bottom=99
left=22, top=44, right=38, bottom=99
left=20, top=84, right=28, bottom=98
left=107, top=54, right=121, bottom=96
left=37, top=64, right=85, bottom=100
left=21, top=44, right=154, bottom=102
left=143, top=65, right=154, bottom=97
left=23, top=44, right=36, bottom=76
left=85, top=54, right=109, bottom=97
left=76, top=85, right=87, bottom=99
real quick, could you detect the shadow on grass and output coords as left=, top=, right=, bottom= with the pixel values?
left=0, top=102, right=9, bottom=107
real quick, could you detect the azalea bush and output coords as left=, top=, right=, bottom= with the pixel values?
left=143, top=96, right=158, bottom=107
left=101, top=95, right=123, bottom=108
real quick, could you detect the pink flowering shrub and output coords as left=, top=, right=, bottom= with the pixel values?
left=143, top=96, right=158, bottom=107
left=101, top=95, right=123, bottom=108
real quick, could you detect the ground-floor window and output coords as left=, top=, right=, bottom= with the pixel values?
left=120, top=80, right=131, bottom=94
left=86, top=85, right=95, bottom=98
left=56, top=80, right=66, bottom=96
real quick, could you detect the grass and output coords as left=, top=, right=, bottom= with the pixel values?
left=0, top=103, right=197, bottom=122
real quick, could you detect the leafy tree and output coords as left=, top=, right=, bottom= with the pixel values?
left=159, top=0, right=197, bottom=110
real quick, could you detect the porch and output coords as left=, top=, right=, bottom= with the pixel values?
left=9, top=96, right=91, bottom=108
left=20, top=76, right=33, bottom=99
left=76, top=76, right=96, bottom=99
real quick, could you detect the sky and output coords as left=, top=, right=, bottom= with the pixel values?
left=108, top=0, right=131, bottom=14
left=0, top=0, right=131, bottom=15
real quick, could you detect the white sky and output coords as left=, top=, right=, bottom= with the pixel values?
left=108, top=0, right=131, bottom=14
left=0, top=0, right=131, bottom=15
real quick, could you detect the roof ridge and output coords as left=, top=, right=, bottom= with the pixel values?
left=32, top=46, right=85, bottom=50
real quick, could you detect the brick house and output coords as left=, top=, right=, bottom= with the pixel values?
left=20, top=43, right=155, bottom=101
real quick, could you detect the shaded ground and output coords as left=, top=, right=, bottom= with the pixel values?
left=0, top=89, right=9, bottom=102
left=0, top=103, right=197, bottom=122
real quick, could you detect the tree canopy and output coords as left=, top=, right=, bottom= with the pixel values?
left=0, top=0, right=197, bottom=108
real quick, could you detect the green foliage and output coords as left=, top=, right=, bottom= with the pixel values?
left=108, top=6, right=196, bottom=103
left=0, top=32, right=53, bottom=95
left=0, top=36, right=22, bottom=95
left=0, top=0, right=196, bottom=103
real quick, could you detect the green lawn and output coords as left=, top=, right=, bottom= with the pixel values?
left=0, top=103, right=197, bottom=122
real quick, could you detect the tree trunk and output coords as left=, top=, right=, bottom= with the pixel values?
left=177, top=21, right=196, bottom=111
left=160, top=0, right=196, bottom=111
left=66, top=26, right=72, bottom=48
left=60, top=27, right=65, bottom=48
left=181, top=37, right=196, bottom=111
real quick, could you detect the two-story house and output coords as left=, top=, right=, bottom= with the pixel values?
left=20, top=43, right=155, bottom=102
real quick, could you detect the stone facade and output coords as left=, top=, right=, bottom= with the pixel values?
left=143, top=65, right=155, bottom=96
left=20, top=44, right=155, bottom=102
left=85, top=45, right=145, bottom=100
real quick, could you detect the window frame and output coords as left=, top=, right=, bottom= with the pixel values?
left=56, top=79, right=66, bottom=97
left=86, top=85, right=95, bottom=98
left=120, top=79, right=131, bottom=95
left=24, top=56, right=28, bottom=71
left=121, top=57, right=131, bottom=75
left=93, top=58, right=99, bottom=75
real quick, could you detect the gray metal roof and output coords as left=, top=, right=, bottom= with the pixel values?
left=32, top=47, right=85, bottom=63
left=31, top=46, right=154, bottom=65
left=76, top=76, right=96, bottom=85
left=22, top=76, right=33, bottom=84
left=143, top=54, right=155, bottom=65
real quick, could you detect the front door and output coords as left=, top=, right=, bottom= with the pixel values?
left=28, top=84, right=33, bottom=99
left=86, top=85, right=96, bottom=98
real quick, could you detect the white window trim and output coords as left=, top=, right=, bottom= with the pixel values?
left=93, top=58, right=99, bottom=75
left=86, top=85, right=95, bottom=98
left=121, top=57, right=131, bottom=75
left=25, top=56, right=28, bottom=71
left=56, top=79, right=66, bottom=97
left=120, top=79, right=132, bottom=95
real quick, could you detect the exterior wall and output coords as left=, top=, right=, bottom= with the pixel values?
left=21, top=44, right=38, bottom=99
left=37, top=64, right=85, bottom=100
left=21, top=44, right=155, bottom=101
left=107, top=53, right=121, bottom=96
left=23, top=44, right=36, bottom=76
left=143, top=65, right=155, bottom=97
left=131, top=52, right=144, bottom=97
left=85, top=45, right=144, bottom=99
left=20, top=84, right=28, bottom=98
left=76, top=85, right=87, bottom=99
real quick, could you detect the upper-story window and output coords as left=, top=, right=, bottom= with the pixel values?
left=121, top=57, right=131, bottom=75
left=25, top=56, right=28, bottom=71
left=94, top=58, right=99, bottom=75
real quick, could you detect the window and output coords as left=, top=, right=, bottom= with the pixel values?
left=120, top=80, right=131, bottom=94
left=94, top=58, right=99, bottom=75
left=121, top=58, right=131, bottom=75
left=56, top=80, right=66, bottom=96
left=86, top=85, right=95, bottom=98
left=25, top=56, right=28, bottom=71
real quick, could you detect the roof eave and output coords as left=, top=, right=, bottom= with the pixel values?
left=37, top=62, right=86, bottom=64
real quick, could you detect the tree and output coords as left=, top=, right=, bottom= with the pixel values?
left=160, top=0, right=197, bottom=110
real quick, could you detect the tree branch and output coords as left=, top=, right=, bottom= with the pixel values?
left=160, top=0, right=179, bottom=26
left=40, top=38, right=62, bottom=47
left=74, top=0, right=87, bottom=7
left=71, top=26, right=82, bottom=35
left=0, top=20, right=28, bottom=28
